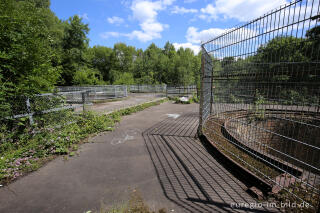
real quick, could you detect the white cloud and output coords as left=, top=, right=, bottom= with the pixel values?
left=200, top=0, right=288, bottom=22
left=127, top=0, right=174, bottom=42
left=79, top=13, right=89, bottom=20
left=186, top=26, right=226, bottom=44
left=101, top=0, right=173, bottom=42
left=199, top=4, right=218, bottom=21
left=102, top=0, right=175, bottom=42
left=173, top=42, right=200, bottom=54
left=171, top=6, right=198, bottom=14
left=100, top=32, right=122, bottom=39
left=107, top=16, right=124, bottom=25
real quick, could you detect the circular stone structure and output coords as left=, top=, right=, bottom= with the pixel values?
left=203, top=109, right=320, bottom=187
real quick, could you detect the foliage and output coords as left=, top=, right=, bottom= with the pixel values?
left=72, top=67, right=103, bottom=85
left=0, top=98, right=167, bottom=185
left=113, top=72, right=135, bottom=85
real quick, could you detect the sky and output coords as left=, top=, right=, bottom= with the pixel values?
left=50, top=0, right=289, bottom=54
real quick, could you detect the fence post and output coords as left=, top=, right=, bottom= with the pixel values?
left=124, top=85, right=127, bottom=97
left=26, top=97, right=34, bottom=125
left=82, top=91, right=87, bottom=112
left=198, top=47, right=205, bottom=134
left=210, top=65, right=214, bottom=114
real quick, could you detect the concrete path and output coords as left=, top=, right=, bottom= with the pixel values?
left=0, top=102, right=276, bottom=213
left=87, top=93, right=165, bottom=113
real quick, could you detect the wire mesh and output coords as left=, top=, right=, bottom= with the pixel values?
left=166, top=85, right=198, bottom=97
left=200, top=0, right=320, bottom=211
left=129, top=85, right=166, bottom=93
left=0, top=91, right=88, bottom=128
left=57, top=85, right=128, bottom=101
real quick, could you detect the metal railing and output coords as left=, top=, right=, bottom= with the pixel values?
left=166, top=85, right=197, bottom=97
left=2, top=91, right=89, bottom=126
left=199, top=0, right=320, bottom=211
left=129, top=85, right=166, bottom=93
left=57, top=85, right=128, bottom=101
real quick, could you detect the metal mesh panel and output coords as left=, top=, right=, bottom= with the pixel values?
left=129, top=85, right=166, bottom=93
left=199, top=49, right=213, bottom=128
left=0, top=91, right=87, bottom=128
left=57, top=85, right=128, bottom=101
left=166, top=85, right=197, bottom=97
left=200, top=0, right=320, bottom=211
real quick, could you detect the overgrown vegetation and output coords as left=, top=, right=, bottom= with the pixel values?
left=0, top=99, right=167, bottom=185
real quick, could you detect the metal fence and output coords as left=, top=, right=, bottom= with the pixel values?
left=57, top=85, right=127, bottom=101
left=129, top=85, right=166, bottom=93
left=199, top=0, right=320, bottom=211
left=2, top=91, right=89, bottom=126
left=166, top=85, right=198, bottom=97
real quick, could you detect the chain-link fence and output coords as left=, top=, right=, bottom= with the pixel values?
left=57, top=85, right=128, bottom=101
left=199, top=0, right=320, bottom=211
left=129, top=85, right=166, bottom=93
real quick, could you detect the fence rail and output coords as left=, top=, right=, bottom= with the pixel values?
left=57, top=85, right=128, bottom=101
left=166, top=85, right=197, bottom=97
left=199, top=0, right=320, bottom=211
left=2, top=91, right=89, bottom=126
left=129, top=85, right=166, bottom=93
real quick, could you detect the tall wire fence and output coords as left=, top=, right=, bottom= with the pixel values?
left=199, top=0, right=320, bottom=211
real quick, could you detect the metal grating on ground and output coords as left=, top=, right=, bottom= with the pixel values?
left=143, top=113, right=279, bottom=212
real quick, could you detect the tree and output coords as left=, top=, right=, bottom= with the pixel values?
left=60, top=15, right=90, bottom=85
left=0, top=0, right=60, bottom=116
left=89, top=46, right=113, bottom=82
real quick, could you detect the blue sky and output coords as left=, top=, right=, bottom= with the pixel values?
left=50, top=0, right=288, bottom=53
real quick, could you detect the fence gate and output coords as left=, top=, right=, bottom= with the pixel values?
left=199, top=0, right=320, bottom=212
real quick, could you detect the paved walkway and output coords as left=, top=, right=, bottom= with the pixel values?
left=0, top=102, right=277, bottom=212
left=87, top=93, right=165, bottom=113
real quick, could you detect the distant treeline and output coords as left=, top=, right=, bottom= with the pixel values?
left=0, top=0, right=201, bottom=99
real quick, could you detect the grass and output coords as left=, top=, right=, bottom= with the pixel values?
left=0, top=98, right=167, bottom=185
left=87, top=189, right=167, bottom=213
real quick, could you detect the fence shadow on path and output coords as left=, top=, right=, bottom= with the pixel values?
left=143, top=113, right=279, bottom=213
